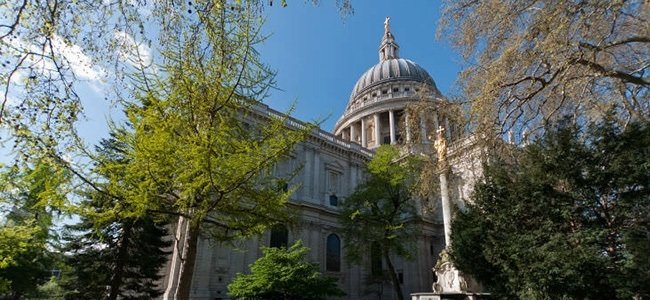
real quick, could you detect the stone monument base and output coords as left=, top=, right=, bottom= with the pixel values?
left=412, top=250, right=490, bottom=300
left=411, top=292, right=490, bottom=300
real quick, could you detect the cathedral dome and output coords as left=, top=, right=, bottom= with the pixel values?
left=333, top=18, right=448, bottom=150
left=347, top=58, right=437, bottom=109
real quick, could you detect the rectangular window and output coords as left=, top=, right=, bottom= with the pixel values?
left=329, top=194, right=338, bottom=206
left=270, top=225, right=288, bottom=248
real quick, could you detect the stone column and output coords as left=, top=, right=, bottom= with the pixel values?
left=303, top=147, right=312, bottom=201
left=389, top=110, right=396, bottom=144
left=405, top=114, right=411, bottom=142
left=433, top=113, right=439, bottom=134
left=419, top=112, right=427, bottom=142
left=313, top=150, right=321, bottom=203
left=445, top=117, right=450, bottom=139
left=434, top=127, right=451, bottom=246
left=430, top=126, right=482, bottom=295
left=350, top=164, right=357, bottom=194
left=373, top=113, right=381, bottom=146
left=361, top=117, right=367, bottom=148
left=439, top=169, right=452, bottom=247
left=350, top=124, right=356, bottom=143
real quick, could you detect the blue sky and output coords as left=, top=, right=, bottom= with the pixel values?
left=2, top=1, right=463, bottom=163
left=258, top=1, right=462, bottom=131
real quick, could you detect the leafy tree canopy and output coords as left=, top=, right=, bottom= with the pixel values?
left=0, top=158, right=70, bottom=297
left=228, top=240, right=345, bottom=300
left=0, top=0, right=351, bottom=159
left=339, top=145, right=421, bottom=300
left=440, top=0, right=650, bottom=146
left=450, top=116, right=650, bottom=299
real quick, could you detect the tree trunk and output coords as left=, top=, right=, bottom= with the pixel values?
left=383, top=245, right=404, bottom=300
left=175, top=221, right=201, bottom=299
left=108, top=221, right=133, bottom=300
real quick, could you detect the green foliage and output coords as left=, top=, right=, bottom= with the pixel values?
left=35, top=276, right=67, bottom=299
left=0, top=223, right=38, bottom=270
left=1, top=0, right=351, bottom=163
left=0, top=159, right=70, bottom=297
left=118, top=0, right=310, bottom=242
left=113, top=2, right=311, bottom=297
left=228, top=240, right=344, bottom=300
left=439, top=0, right=649, bottom=144
left=62, top=215, right=170, bottom=300
left=62, top=133, right=171, bottom=300
left=450, top=118, right=650, bottom=299
left=340, top=145, right=419, bottom=262
left=338, top=145, right=421, bottom=300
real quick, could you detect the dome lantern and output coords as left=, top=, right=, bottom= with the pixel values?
left=379, top=17, right=400, bottom=61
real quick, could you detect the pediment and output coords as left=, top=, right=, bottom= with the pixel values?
left=325, top=160, right=345, bottom=172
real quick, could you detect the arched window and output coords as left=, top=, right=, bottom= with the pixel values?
left=326, top=234, right=341, bottom=272
left=269, top=225, right=288, bottom=248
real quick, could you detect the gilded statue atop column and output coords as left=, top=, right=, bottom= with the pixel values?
left=434, top=126, right=447, bottom=164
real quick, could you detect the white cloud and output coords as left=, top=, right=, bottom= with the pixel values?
left=4, top=35, right=105, bottom=83
left=50, top=35, right=104, bottom=81
left=113, top=30, right=153, bottom=68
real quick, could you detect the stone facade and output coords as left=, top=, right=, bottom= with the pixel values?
left=159, top=20, right=481, bottom=300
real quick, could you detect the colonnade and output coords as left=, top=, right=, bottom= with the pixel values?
left=338, top=109, right=451, bottom=149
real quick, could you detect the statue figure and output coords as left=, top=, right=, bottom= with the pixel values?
left=384, top=16, right=391, bottom=33
left=432, top=249, right=477, bottom=293
left=434, top=126, right=447, bottom=164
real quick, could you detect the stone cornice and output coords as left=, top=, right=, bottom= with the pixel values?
left=249, top=102, right=374, bottom=161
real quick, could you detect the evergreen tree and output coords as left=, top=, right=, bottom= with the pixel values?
left=62, top=132, right=170, bottom=300
left=450, top=117, right=650, bottom=299
left=63, top=215, right=170, bottom=300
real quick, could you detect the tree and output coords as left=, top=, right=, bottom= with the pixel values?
left=2, top=1, right=315, bottom=298
left=63, top=215, right=170, bottom=300
left=0, top=159, right=69, bottom=299
left=1, top=1, right=309, bottom=298
left=439, top=0, right=650, bottom=145
left=0, top=224, right=41, bottom=294
left=338, top=145, right=421, bottom=300
left=1, top=1, right=340, bottom=298
left=113, top=2, right=312, bottom=298
left=228, top=240, right=344, bottom=300
left=62, top=132, right=170, bottom=300
left=0, top=0, right=352, bottom=159
left=450, top=117, right=650, bottom=299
